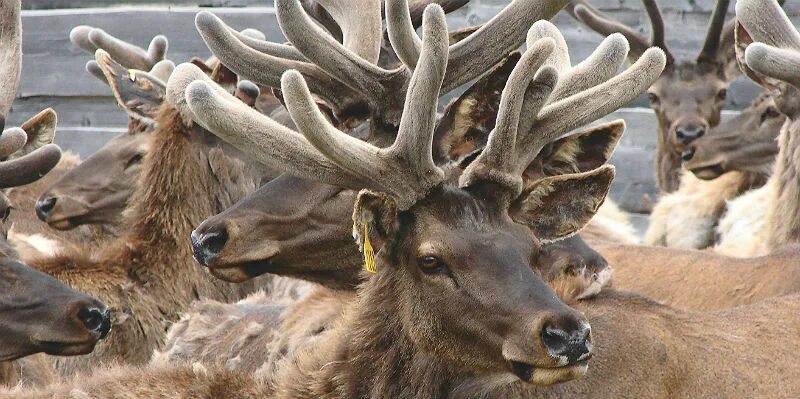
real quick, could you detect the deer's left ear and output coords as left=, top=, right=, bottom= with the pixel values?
left=352, top=189, right=399, bottom=255
left=512, top=165, right=615, bottom=243
left=542, top=119, right=624, bottom=174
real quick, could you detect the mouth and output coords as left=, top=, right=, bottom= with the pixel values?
left=32, top=339, right=101, bottom=357
left=688, top=163, right=726, bottom=180
left=206, top=259, right=275, bottom=283
left=509, top=358, right=590, bottom=386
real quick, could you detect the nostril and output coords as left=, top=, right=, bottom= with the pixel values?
left=35, top=197, right=57, bottom=219
left=676, top=130, right=686, bottom=140
left=541, top=324, right=592, bottom=364
left=696, top=128, right=705, bottom=138
left=78, top=307, right=110, bottom=338
left=682, top=148, right=696, bottom=161
left=191, top=229, right=229, bottom=266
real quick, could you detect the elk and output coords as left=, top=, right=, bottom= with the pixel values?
left=168, top=0, right=666, bottom=392
left=0, top=34, right=111, bottom=383
left=569, top=0, right=741, bottom=193
left=10, top=250, right=800, bottom=398
left=643, top=92, right=784, bottom=250
left=19, top=48, right=276, bottom=377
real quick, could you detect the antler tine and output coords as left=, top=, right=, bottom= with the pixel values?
left=736, top=0, right=800, bottom=52
left=194, top=11, right=360, bottom=113
left=459, top=38, right=558, bottom=192
left=0, top=128, right=26, bottom=160
left=275, top=0, right=389, bottom=97
left=70, top=26, right=168, bottom=71
left=526, top=48, right=665, bottom=164
left=698, top=0, right=730, bottom=63
left=442, top=0, right=569, bottom=93
left=169, top=63, right=364, bottom=189
left=407, top=0, right=470, bottom=27
left=642, top=0, right=673, bottom=64
left=70, top=25, right=99, bottom=54
left=0, top=0, right=22, bottom=132
left=86, top=60, right=109, bottom=85
left=150, top=60, right=176, bottom=83
left=0, top=143, right=61, bottom=189
left=551, top=33, right=629, bottom=101
left=571, top=2, right=651, bottom=62
left=284, top=5, right=449, bottom=209
left=386, top=0, right=423, bottom=69
left=526, top=21, right=571, bottom=72
left=227, top=26, right=307, bottom=61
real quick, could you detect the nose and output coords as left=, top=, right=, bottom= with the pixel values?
left=191, top=228, right=229, bottom=266
left=77, top=305, right=112, bottom=339
left=35, top=196, right=57, bottom=221
left=682, top=147, right=696, bottom=161
left=540, top=322, right=592, bottom=364
left=675, top=125, right=705, bottom=145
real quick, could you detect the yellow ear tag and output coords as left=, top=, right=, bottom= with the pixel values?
left=128, top=69, right=137, bottom=82
left=362, top=224, right=377, bottom=273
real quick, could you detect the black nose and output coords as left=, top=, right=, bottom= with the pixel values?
left=675, top=126, right=705, bottom=144
left=78, top=306, right=112, bottom=339
left=682, top=147, right=696, bottom=161
left=541, top=323, right=592, bottom=364
left=35, top=197, right=57, bottom=220
left=191, top=228, right=229, bottom=266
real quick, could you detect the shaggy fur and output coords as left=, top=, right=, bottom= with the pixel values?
left=713, top=180, right=773, bottom=257
left=644, top=170, right=756, bottom=249
left=23, top=103, right=266, bottom=379
left=580, top=199, right=639, bottom=244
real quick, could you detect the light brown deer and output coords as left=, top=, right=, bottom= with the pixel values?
left=569, top=0, right=740, bottom=193
left=168, top=0, right=665, bottom=392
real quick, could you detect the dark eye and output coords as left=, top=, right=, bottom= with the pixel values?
left=647, top=92, right=659, bottom=106
left=717, top=88, right=727, bottom=101
left=418, top=255, right=447, bottom=274
left=125, top=153, right=144, bottom=169
left=760, top=106, right=781, bottom=124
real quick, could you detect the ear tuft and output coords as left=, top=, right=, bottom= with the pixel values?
left=11, top=108, right=58, bottom=159
left=513, top=165, right=615, bottom=243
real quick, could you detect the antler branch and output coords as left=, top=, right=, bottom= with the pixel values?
left=698, top=0, right=730, bottom=63
left=0, top=0, right=22, bottom=131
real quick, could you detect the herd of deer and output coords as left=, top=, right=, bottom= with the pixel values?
left=0, top=0, right=799, bottom=397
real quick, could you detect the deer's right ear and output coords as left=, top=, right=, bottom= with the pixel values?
left=11, top=108, right=57, bottom=159
left=96, top=50, right=165, bottom=126
left=434, top=52, right=520, bottom=163
left=512, top=166, right=615, bottom=243
left=352, top=190, right=399, bottom=256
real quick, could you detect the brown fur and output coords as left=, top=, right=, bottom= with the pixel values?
left=24, top=103, right=265, bottom=378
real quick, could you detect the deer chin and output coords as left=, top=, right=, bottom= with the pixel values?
left=688, top=163, right=726, bottom=180
left=206, top=258, right=278, bottom=283
left=508, top=359, right=590, bottom=386
left=29, top=337, right=102, bottom=358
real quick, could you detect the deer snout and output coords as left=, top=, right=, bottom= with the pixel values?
left=191, top=226, right=229, bottom=266
left=540, top=323, right=592, bottom=364
left=675, top=124, right=706, bottom=146
left=35, top=196, right=58, bottom=221
left=681, top=147, right=696, bottom=161
left=76, top=304, right=112, bottom=339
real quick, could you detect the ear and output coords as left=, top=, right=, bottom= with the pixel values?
left=434, top=52, right=520, bottom=163
left=718, top=19, right=741, bottom=81
left=9, top=108, right=57, bottom=159
left=530, top=119, right=624, bottom=179
left=189, top=57, right=214, bottom=74
left=735, top=21, right=781, bottom=91
left=96, top=50, right=165, bottom=126
left=512, top=165, right=615, bottom=243
left=352, top=189, right=399, bottom=256
left=211, top=62, right=238, bottom=94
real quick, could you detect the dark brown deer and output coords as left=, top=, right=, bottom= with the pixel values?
left=569, top=0, right=741, bottom=193
left=169, top=0, right=665, bottom=392
left=0, top=146, right=112, bottom=388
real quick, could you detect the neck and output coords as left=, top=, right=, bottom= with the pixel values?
left=655, top=127, right=682, bottom=193
left=766, top=119, right=800, bottom=249
left=276, top=270, right=459, bottom=399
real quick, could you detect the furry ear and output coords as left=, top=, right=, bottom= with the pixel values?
left=735, top=21, right=780, bottom=91
left=189, top=57, right=215, bottom=74
left=435, top=52, right=519, bottom=163
left=527, top=119, right=624, bottom=181
left=8, top=108, right=57, bottom=160
left=512, top=165, right=615, bottom=243
left=95, top=50, right=165, bottom=126
left=210, top=62, right=238, bottom=94
left=352, top=190, right=399, bottom=257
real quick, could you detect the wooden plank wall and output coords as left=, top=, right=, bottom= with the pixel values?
left=8, top=1, right=799, bottom=218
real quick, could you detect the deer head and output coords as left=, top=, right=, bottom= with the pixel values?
left=172, top=0, right=664, bottom=384
left=189, top=20, right=626, bottom=291
left=0, top=110, right=111, bottom=362
left=570, top=0, right=740, bottom=192
left=683, top=91, right=784, bottom=182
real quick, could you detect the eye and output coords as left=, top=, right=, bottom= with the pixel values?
left=647, top=92, right=660, bottom=106
left=716, top=88, right=727, bottom=101
left=125, top=153, right=144, bottom=169
left=417, top=255, right=448, bottom=275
